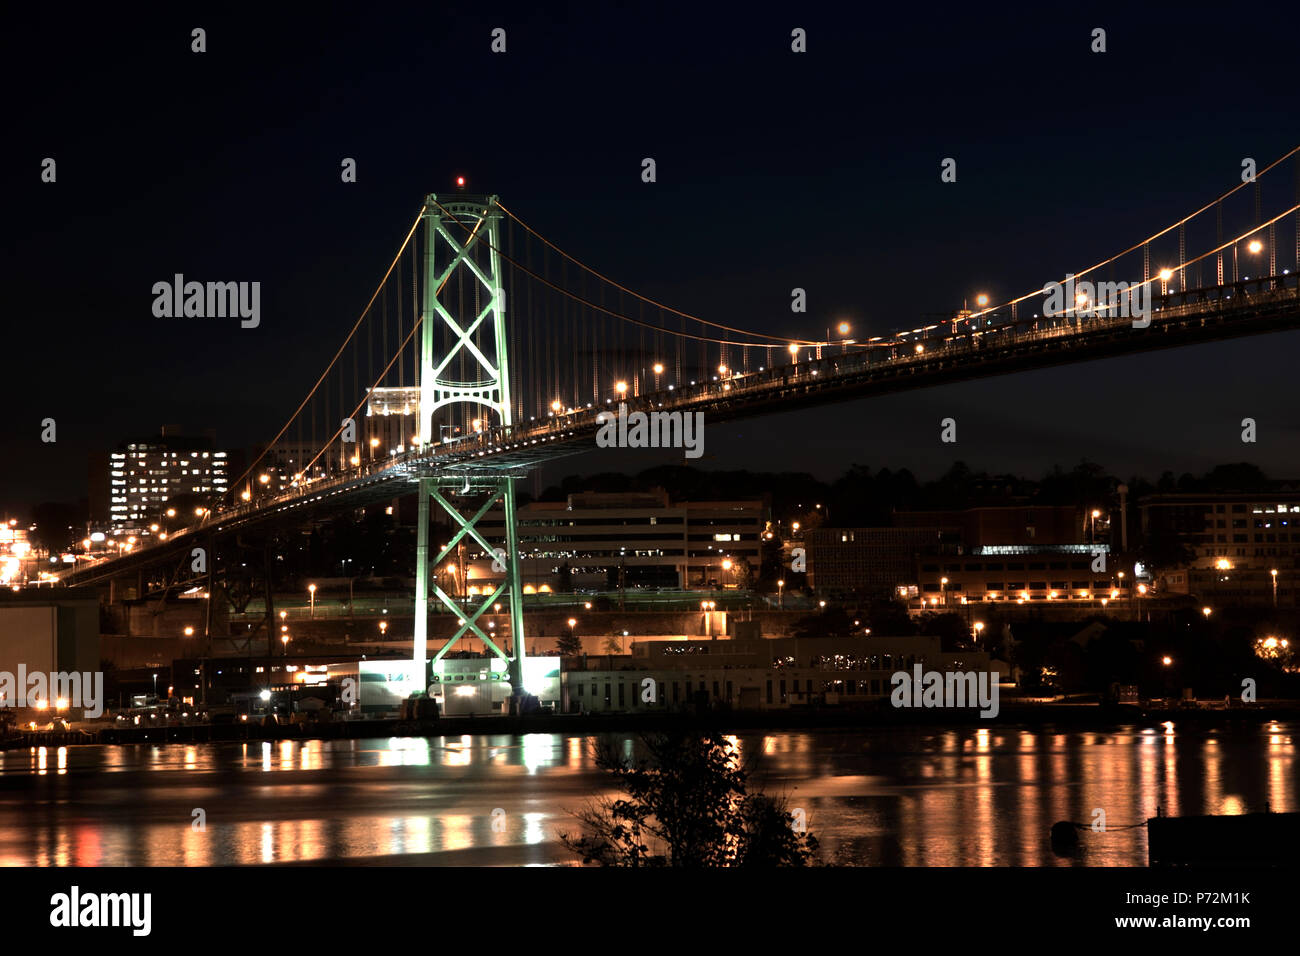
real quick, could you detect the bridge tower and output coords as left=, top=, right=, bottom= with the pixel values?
left=413, top=193, right=530, bottom=708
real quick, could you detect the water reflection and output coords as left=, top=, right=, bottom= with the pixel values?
left=0, top=724, right=1292, bottom=866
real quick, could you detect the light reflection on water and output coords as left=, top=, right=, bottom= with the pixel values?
left=0, top=724, right=1292, bottom=866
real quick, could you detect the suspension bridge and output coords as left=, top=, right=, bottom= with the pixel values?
left=60, top=147, right=1300, bottom=705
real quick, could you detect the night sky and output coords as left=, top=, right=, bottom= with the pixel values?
left=4, top=3, right=1299, bottom=515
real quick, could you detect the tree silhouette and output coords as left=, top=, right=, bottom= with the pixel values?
left=560, top=732, right=819, bottom=867
left=555, top=629, right=583, bottom=657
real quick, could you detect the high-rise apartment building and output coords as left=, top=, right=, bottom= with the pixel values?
left=99, top=427, right=230, bottom=533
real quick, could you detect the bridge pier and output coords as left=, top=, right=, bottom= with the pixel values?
left=413, top=476, right=432, bottom=690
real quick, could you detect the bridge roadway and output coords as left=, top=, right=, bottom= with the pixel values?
left=63, top=275, right=1300, bottom=586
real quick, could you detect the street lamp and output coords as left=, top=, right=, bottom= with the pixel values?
left=308, top=583, right=316, bottom=619
left=700, top=601, right=716, bottom=637
left=973, top=621, right=985, bottom=642
left=940, top=576, right=948, bottom=606
left=1202, top=606, right=1212, bottom=620
left=1234, top=238, right=1263, bottom=281
left=831, top=321, right=851, bottom=353
left=777, top=579, right=785, bottom=609
left=1090, top=509, right=1101, bottom=543
left=1271, top=568, right=1278, bottom=607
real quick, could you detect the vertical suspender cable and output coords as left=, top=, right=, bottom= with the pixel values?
left=676, top=310, right=683, bottom=385
left=1178, top=223, right=1185, bottom=292
left=571, top=256, right=579, bottom=410
left=1216, top=202, right=1224, bottom=285
left=412, top=242, right=420, bottom=426
left=396, top=254, right=404, bottom=391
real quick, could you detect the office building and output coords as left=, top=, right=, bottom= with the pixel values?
left=470, top=490, right=765, bottom=592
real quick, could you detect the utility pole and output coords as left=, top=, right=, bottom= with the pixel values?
left=264, top=543, right=276, bottom=661
left=1118, top=484, right=1129, bottom=553
left=202, top=531, right=215, bottom=706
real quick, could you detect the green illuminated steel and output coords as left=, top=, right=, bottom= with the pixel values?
left=413, top=194, right=528, bottom=705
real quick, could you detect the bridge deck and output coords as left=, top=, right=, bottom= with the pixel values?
left=63, top=276, right=1299, bottom=585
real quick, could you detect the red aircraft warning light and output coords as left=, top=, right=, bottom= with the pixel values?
left=456, top=176, right=466, bottom=188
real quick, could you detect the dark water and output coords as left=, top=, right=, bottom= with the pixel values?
left=0, top=722, right=1293, bottom=866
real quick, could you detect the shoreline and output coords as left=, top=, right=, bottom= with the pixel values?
left=5, top=702, right=1297, bottom=750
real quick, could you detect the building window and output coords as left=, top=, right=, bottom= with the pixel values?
left=766, top=680, right=772, bottom=704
